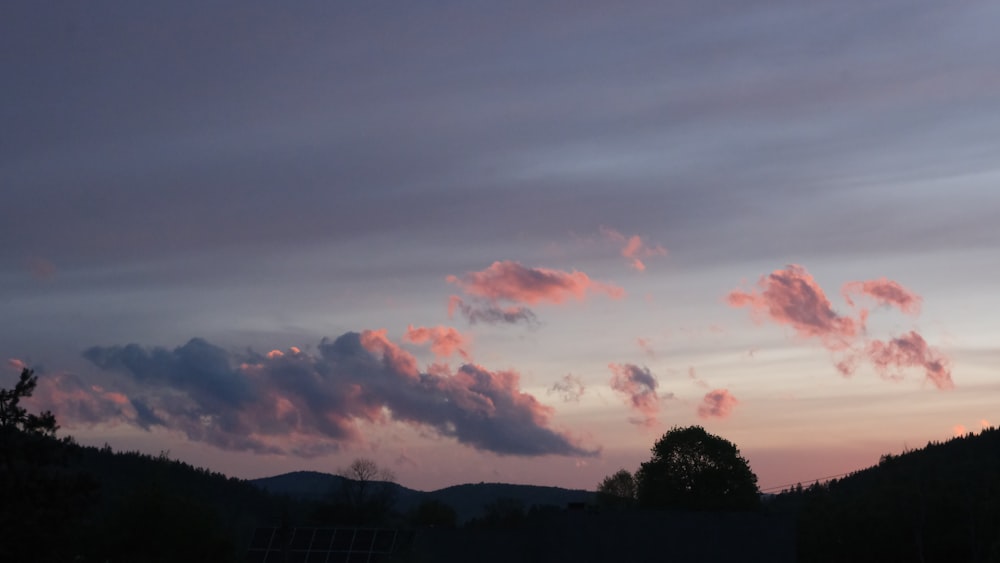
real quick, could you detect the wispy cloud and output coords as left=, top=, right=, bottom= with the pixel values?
left=447, top=295, right=538, bottom=326
left=548, top=373, right=585, bottom=403
left=636, top=337, right=656, bottom=358
left=74, top=333, right=598, bottom=458
left=687, top=366, right=709, bottom=389
left=600, top=226, right=667, bottom=272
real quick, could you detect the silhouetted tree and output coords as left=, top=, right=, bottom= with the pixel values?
left=0, top=368, right=96, bottom=561
left=597, top=468, right=636, bottom=508
left=636, top=425, right=759, bottom=511
left=0, top=367, right=57, bottom=435
left=334, top=457, right=397, bottom=525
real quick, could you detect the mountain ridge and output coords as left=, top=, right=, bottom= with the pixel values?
left=251, top=470, right=595, bottom=522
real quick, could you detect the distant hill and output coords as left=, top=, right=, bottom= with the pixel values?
left=251, top=471, right=594, bottom=522
left=421, top=482, right=595, bottom=522
left=252, top=470, right=351, bottom=500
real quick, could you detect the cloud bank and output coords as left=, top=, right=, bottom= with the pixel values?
left=48, top=332, right=598, bottom=458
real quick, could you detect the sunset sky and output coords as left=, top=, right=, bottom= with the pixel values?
left=4, top=1, right=1000, bottom=493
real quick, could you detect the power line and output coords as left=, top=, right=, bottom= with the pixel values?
left=759, top=470, right=857, bottom=493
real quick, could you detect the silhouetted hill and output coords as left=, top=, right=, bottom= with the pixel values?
left=252, top=470, right=352, bottom=500
left=422, top=482, right=594, bottom=523
left=251, top=471, right=594, bottom=522
left=2, top=433, right=285, bottom=562
left=775, top=426, right=1000, bottom=562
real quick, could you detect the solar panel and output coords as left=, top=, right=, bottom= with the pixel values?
left=245, top=527, right=398, bottom=563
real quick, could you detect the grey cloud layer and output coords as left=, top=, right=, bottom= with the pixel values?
left=4, top=1, right=999, bottom=273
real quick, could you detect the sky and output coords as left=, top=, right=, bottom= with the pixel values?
left=3, top=1, right=1000, bottom=493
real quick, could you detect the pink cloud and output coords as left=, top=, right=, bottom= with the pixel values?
left=609, top=363, right=660, bottom=426
left=404, top=324, right=471, bottom=360
left=27, top=372, right=137, bottom=428
left=697, top=389, right=738, bottom=419
left=843, top=278, right=922, bottom=315
left=600, top=226, right=667, bottom=271
left=688, top=366, right=709, bottom=389
left=359, top=329, right=421, bottom=379
left=727, top=264, right=858, bottom=351
left=447, top=260, right=624, bottom=305
left=730, top=265, right=953, bottom=391
left=866, top=331, right=953, bottom=390
left=7, top=358, right=28, bottom=371
left=953, top=424, right=967, bottom=437
left=834, top=355, right=860, bottom=377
